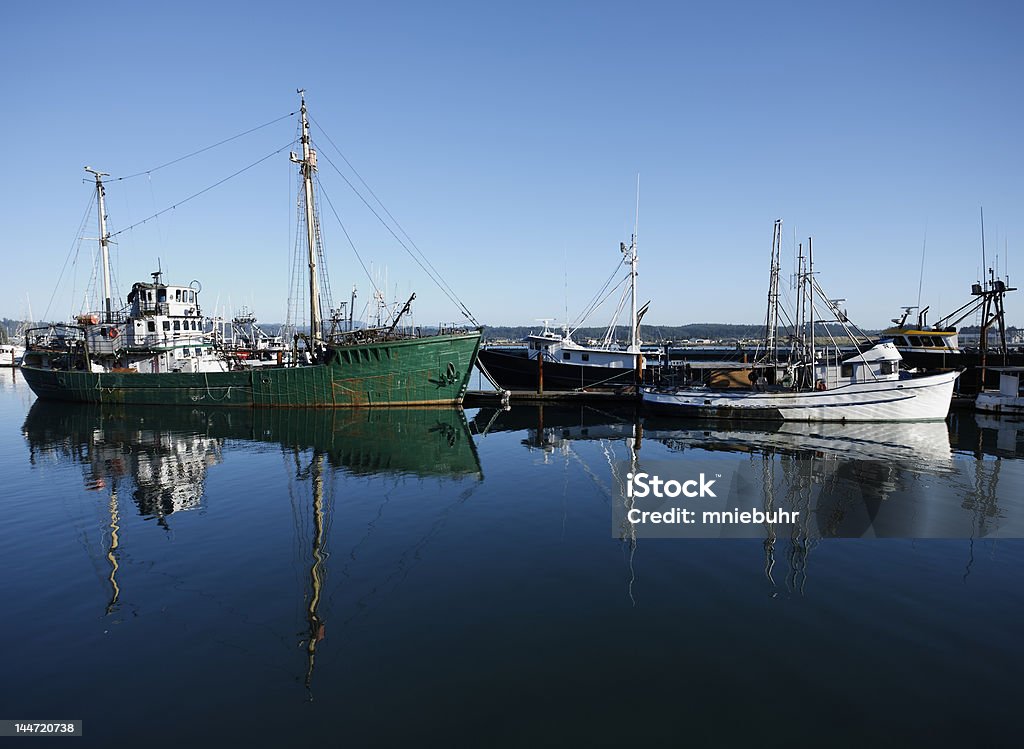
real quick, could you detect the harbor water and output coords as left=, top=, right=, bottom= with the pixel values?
left=2, top=367, right=1023, bottom=745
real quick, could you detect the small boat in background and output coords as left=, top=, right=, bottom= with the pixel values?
left=975, top=367, right=1024, bottom=416
left=882, top=273, right=1022, bottom=394
left=0, top=343, right=22, bottom=367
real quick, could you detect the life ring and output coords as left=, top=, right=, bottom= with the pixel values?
left=108, top=328, right=119, bottom=339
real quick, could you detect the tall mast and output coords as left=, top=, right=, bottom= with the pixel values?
left=764, top=219, right=782, bottom=364
left=292, top=90, right=323, bottom=344
left=85, top=167, right=112, bottom=322
left=629, top=175, right=639, bottom=351
left=808, top=237, right=815, bottom=372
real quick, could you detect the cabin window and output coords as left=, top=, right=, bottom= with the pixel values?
left=158, top=290, right=166, bottom=302
left=148, top=321, right=155, bottom=333
left=841, top=364, right=854, bottom=377
left=175, top=289, right=181, bottom=301
left=162, top=321, right=170, bottom=331
left=195, top=348, right=202, bottom=357
left=563, top=352, right=571, bottom=360
left=183, top=348, right=191, bottom=357
left=880, top=362, right=896, bottom=375
left=173, top=321, right=180, bottom=331
left=582, top=353, right=590, bottom=361
left=893, top=336, right=908, bottom=346
left=908, top=335, right=921, bottom=346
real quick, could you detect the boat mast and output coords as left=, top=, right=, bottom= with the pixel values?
left=764, top=219, right=782, bottom=364
left=808, top=237, right=816, bottom=375
left=629, top=175, right=640, bottom=351
left=292, top=90, right=323, bottom=345
left=85, top=167, right=113, bottom=323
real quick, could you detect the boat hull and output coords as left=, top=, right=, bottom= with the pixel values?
left=478, top=347, right=638, bottom=391
left=21, top=331, right=481, bottom=407
left=641, top=370, right=960, bottom=422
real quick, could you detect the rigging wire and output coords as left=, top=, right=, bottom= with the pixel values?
left=314, top=176, right=387, bottom=318
left=569, top=263, right=628, bottom=337
left=110, top=112, right=297, bottom=181
left=109, top=141, right=297, bottom=238
left=308, top=121, right=478, bottom=325
left=42, top=192, right=95, bottom=322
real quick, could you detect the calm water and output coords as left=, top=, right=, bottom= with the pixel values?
left=2, top=367, right=1024, bottom=746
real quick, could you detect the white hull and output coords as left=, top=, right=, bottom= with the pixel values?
left=642, top=369, right=960, bottom=422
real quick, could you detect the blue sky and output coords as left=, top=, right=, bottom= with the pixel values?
left=2, top=0, right=1021, bottom=331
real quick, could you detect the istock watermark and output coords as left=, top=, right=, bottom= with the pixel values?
left=612, top=457, right=1021, bottom=539
left=625, top=471, right=719, bottom=499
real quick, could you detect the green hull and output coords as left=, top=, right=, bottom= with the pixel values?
left=21, top=331, right=482, bottom=407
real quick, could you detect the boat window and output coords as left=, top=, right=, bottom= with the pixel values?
left=582, top=353, right=589, bottom=361
left=147, top=291, right=153, bottom=301
left=173, top=321, right=180, bottom=331
left=880, top=361, right=896, bottom=375
left=147, top=321, right=155, bottom=333
left=841, top=364, right=854, bottom=377
left=563, top=352, right=571, bottom=360
left=183, top=348, right=190, bottom=357
left=175, top=289, right=181, bottom=301
left=908, top=335, right=921, bottom=346
left=158, top=290, right=166, bottom=302
left=163, top=321, right=170, bottom=331
left=893, top=336, right=908, bottom=346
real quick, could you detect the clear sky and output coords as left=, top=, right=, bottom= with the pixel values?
left=2, top=0, right=1021, bottom=331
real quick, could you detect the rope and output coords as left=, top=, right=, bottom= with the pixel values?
left=109, top=142, right=296, bottom=237
left=309, top=127, right=479, bottom=326
left=111, top=112, right=297, bottom=181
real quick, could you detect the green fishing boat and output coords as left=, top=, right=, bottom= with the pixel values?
left=21, top=92, right=481, bottom=407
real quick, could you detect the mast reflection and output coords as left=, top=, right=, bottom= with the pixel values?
left=22, top=402, right=482, bottom=679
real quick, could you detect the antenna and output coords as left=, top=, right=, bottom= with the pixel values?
left=916, top=225, right=927, bottom=311
left=980, top=206, right=987, bottom=286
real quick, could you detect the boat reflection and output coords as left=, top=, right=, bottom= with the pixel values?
left=22, top=402, right=481, bottom=694
left=473, top=404, right=1022, bottom=595
left=23, top=401, right=482, bottom=490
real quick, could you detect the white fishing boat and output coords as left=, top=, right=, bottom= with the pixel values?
left=643, top=342, right=959, bottom=422
left=974, top=367, right=1024, bottom=416
left=642, top=223, right=961, bottom=422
